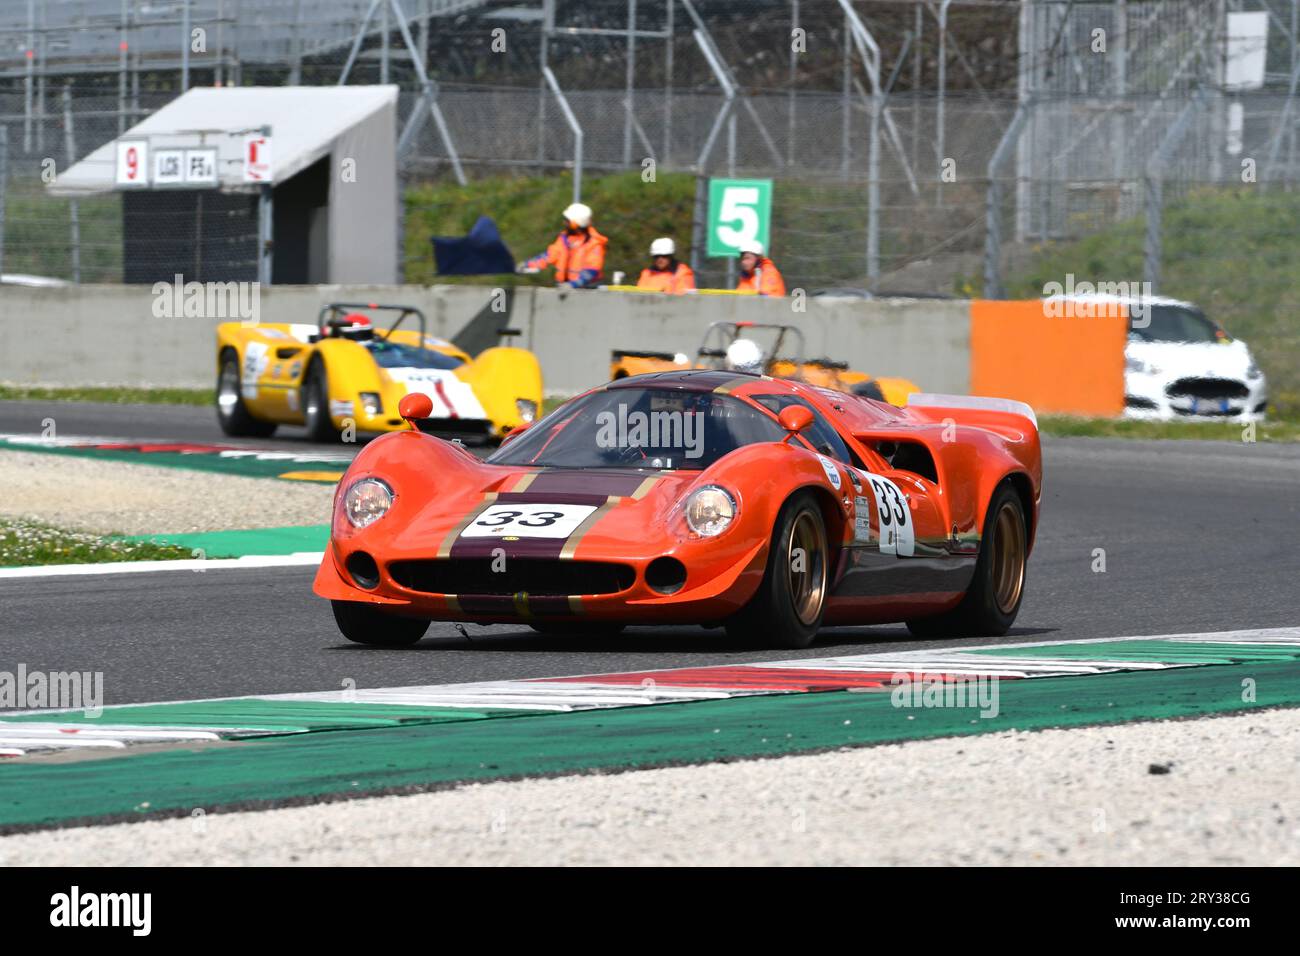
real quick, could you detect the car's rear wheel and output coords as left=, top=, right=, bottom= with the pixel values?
left=726, top=491, right=829, bottom=649
left=331, top=601, right=430, bottom=646
left=906, top=482, right=1027, bottom=638
left=302, top=361, right=341, bottom=442
left=216, top=350, right=277, bottom=438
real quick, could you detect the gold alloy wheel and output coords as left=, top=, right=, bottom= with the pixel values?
left=991, top=501, right=1027, bottom=615
left=786, top=510, right=828, bottom=627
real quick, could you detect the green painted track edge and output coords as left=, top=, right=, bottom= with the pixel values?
left=2, top=660, right=1297, bottom=832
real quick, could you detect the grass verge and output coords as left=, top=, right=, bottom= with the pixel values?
left=1039, top=415, right=1300, bottom=442
left=0, top=385, right=214, bottom=406
left=0, top=517, right=196, bottom=567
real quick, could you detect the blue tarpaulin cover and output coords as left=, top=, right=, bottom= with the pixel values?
left=431, top=215, right=516, bottom=275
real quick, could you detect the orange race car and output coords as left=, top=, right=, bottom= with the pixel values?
left=610, top=321, right=920, bottom=405
left=315, top=369, right=1041, bottom=649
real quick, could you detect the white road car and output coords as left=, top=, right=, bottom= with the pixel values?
left=1122, top=297, right=1268, bottom=423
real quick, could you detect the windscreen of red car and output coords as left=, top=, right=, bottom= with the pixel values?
left=487, top=387, right=787, bottom=470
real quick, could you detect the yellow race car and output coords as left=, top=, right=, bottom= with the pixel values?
left=216, top=303, right=542, bottom=442
left=610, top=321, right=920, bottom=405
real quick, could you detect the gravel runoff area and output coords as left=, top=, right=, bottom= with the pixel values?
left=4, top=706, right=1297, bottom=866
left=0, top=450, right=335, bottom=536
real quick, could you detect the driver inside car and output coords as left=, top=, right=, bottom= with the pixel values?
left=326, top=313, right=376, bottom=342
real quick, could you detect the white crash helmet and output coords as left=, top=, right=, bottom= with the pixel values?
left=725, top=337, right=765, bottom=374
left=649, top=237, right=676, bottom=257
left=562, top=202, right=593, bottom=229
left=737, top=238, right=765, bottom=257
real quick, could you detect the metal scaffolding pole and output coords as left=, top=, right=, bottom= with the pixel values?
left=984, top=101, right=1031, bottom=299
left=23, top=0, right=34, bottom=152
left=691, top=28, right=737, bottom=278
left=936, top=0, right=952, bottom=202
left=343, top=0, right=466, bottom=185
left=182, top=0, right=191, bottom=91
left=664, top=0, right=674, bottom=162
left=543, top=67, right=584, bottom=203
left=1146, top=90, right=1206, bottom=292
left=62, top=87, right=79, bottom=284
left=787, top=0, right=799, bottom=168
left=119, top=0, right=129, bottom=133
left=258, top=127, right=274, bottom=285
left=0, top=126, right=7, bottom=276
left=622, top=0, right=637, bottom=166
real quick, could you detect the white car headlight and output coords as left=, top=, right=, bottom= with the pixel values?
left=1247, top=362, right=1263, bottom=379
left=516, top=398, right=538, bottom=423
left=1125, top=356, right=1157, bottom=375
left=685, top=485, right=736, bottom=537
left=343, top=478, right=394, bottom=529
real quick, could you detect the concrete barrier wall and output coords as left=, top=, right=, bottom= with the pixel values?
left=0, top=284, right=974, bottom=397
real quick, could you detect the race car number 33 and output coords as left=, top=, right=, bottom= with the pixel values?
left=461, top=503, right=597, bottom=539
left=866, top=474, right=915, bottom=556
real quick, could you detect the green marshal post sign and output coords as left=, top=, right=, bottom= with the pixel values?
left=706, top=178, right=773, bottom=258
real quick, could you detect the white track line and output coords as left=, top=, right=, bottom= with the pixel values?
left=0, top=552, right=324, bottom=579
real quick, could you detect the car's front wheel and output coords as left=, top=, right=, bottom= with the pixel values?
left=332, top=601, right=430, bottom=646
left=216, top=349, right=277, bottom=438
left=906, top=481, right=1027, bottom=638
left=302, top=362, right=341, bottom=443
left=726, top=490, right=829, bottom=649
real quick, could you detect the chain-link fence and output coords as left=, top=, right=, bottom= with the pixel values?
left=3, top=0, right=1300, bottom=300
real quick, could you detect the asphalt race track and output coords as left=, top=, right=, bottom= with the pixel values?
left=3, top=401, right=1298, bottom=706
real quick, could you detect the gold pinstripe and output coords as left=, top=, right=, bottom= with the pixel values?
left=437, top=492, right=498, bottom=558
left=712, top=376, right=756, bottom=395
left=629, top=475, right=661, bottom=500
left=512, top=472, right=540, bottom=493
left=559, top=495, right=619, bottom=559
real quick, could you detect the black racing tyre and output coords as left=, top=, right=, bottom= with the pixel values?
left=528, top=621, right=626, bottom=638
left=906, top=481, right=1028, bottom=638
left=851, top=379, right=886, bottom=402
left=332, top=601, right=430, bottom=646
left=302, top=361, right=341, bottom=443
left=216, top=349, right=277, bottom=438
left=726, top=491, right=829, bottom=649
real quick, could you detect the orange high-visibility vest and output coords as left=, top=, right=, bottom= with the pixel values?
left=636, top=262, right=696, bottom=294
left=527, top=228, right=608, bottom=286
left=736, top=258, right=786, bottom=297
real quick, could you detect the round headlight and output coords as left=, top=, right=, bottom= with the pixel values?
left=343, top=478, right=394, bottom=529
left=685, top=485, right=736, bottom=537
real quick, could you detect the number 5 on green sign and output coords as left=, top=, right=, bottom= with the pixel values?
left=707, top=178, right=773, bottom=258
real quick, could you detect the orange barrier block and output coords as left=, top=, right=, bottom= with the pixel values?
left=969, top=300, right=1126, bottom=417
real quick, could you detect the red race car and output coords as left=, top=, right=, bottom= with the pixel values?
left=314, top=369, right=1042, bottom=649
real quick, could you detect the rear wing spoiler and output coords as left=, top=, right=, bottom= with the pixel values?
left=907, top=393, right=1038, bottom=427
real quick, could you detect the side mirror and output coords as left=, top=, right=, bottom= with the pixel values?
left=398, top=392, right=434, bottom=430
left=778, top=404, right=814, bottom=442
